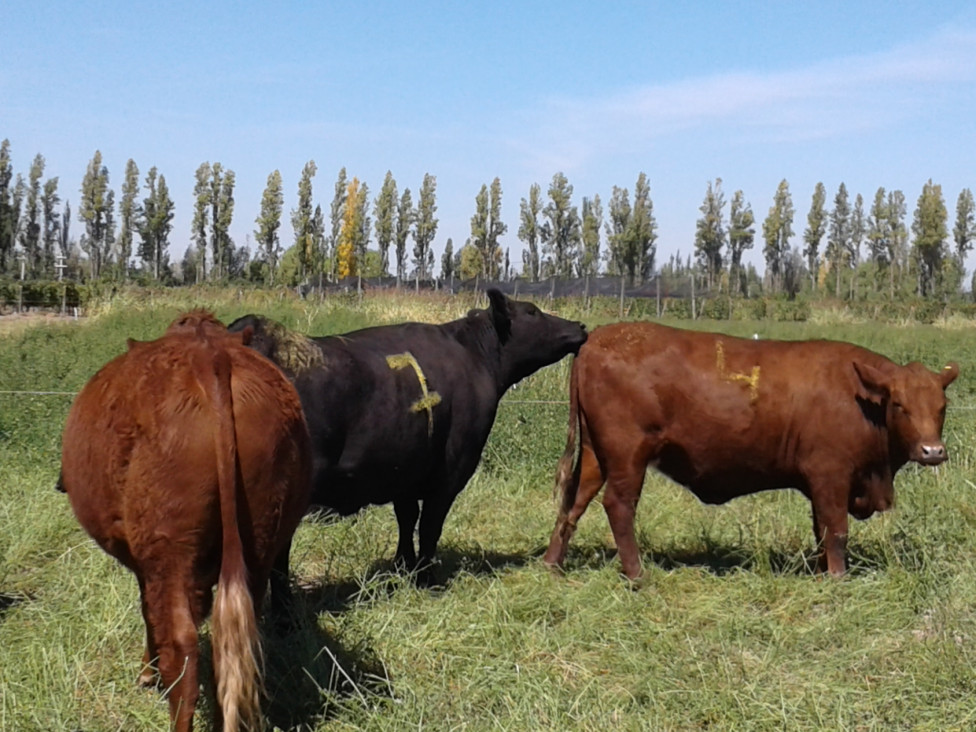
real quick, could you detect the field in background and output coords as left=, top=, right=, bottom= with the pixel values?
left=2, top=289, right=976, bottom=730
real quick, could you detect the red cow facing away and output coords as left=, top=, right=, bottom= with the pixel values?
left=59, top=312, right=311, bottom=732
left=543, top=322, right=958, bottom=580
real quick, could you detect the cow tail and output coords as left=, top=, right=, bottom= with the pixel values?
left=207, top=346, right=263, bottom=732
left=553, top=356, right=581, bottom=505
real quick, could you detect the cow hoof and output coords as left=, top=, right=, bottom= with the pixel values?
left=542, top=559, right=565, bottom=576
left=137, top=667, right=160, bottom=689
left=621, top=571, right=646, bottom=590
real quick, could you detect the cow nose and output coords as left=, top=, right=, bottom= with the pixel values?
left=920, top=443, right=947, bottom=464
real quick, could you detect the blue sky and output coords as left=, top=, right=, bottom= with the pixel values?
left=3, top=1, right=975, bottom=275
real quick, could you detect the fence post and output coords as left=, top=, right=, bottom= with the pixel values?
left=691, top=274, right=696, bottom=320
left=17, top=284, right=23, bottom=314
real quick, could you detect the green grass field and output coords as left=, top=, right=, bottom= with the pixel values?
left=2, top=290, right=976, bottom=731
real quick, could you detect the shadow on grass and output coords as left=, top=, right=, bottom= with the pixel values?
left=0, top=591, right=28, bottom=620
left=551, top=538, right=906, bottom=578
left=188, top=585, right=393, bottom=731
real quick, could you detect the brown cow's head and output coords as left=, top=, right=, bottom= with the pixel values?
left=853, top=359, right=959, bottom=466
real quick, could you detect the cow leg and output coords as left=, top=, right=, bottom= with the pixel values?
left=269, top=541, right=296, bottom=630
left=810, top=485, right=849, bottom=577
left=393, top=499, right=420, bottom=572
left=143, top=580, right=201, bottom=732
left=416, top=493, right=457, bottom=587
left=136, top=574, right=160, bottom=688
left=602, top=463, right=647, bottom=581
left=543, top=441, right=605, bottom=569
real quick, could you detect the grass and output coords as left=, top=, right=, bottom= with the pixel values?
left=2, top=290, right=976, bottom=730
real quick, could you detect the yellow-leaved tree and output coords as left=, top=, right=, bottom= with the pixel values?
left=336, top=178, right=360, bottom=278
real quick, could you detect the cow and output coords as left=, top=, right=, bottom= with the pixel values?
left=228, top=289, right=587, bottom=584
left=59, top=311, right=312, bottom=732
left=542, top=321, right=958, bottom=580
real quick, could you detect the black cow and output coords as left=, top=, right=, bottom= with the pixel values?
left=228, top=289, right=587, bottom=583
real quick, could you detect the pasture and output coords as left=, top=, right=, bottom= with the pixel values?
left=2, top=289, right=976, bottom=731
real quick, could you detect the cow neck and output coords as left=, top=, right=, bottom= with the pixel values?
left=450, top=313, right=506, bottom=395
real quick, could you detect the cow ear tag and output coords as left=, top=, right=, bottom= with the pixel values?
left=941, top=362, right=959, bottom=388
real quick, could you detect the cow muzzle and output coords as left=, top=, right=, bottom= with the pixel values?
left=916, top=442, right=948, bottom=466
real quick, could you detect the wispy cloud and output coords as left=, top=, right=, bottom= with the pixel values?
left=516, top=25, right=976, bottom=174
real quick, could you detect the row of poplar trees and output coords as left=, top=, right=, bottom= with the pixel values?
left=1, top=137, right=973, bottom=300
left=693, top=177, right=976, bottom=300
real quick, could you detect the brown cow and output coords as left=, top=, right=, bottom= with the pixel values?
left=543, top=322, right=958, bottom=580
left=59, top=311, right=312, bottom=732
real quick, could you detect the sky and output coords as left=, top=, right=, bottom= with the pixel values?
left=3, top=1, right=976, bottom=276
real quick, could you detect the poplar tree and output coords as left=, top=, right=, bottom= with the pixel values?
left=137, top=167, right=174, bottom=280
left=866, top=187, right=891, bottom=294
left=9, top=175, right=25, bottom=275
left=20, top=154, right=44, bottom=277
left=254, top=169, right=284, bottom=285
left=694, top=178, right=726, bottom=290
left=355, top=180, right=371, bottom=280
left=518, top=183, right=542, bottom=282
left=542, top=172, right=580, bottom=278
left=470, top=183, right=489, bottom=278
left=911, top=179, right=947, bottom=297
left=192, top=163, right=211, bottom=281
left=728, top=189, right=755, bottom=295
left=803, top=182, right=827, bottom=292
left=487, top=177, right=506, bottom=280
left=209, top=164, right=235, bottom=280
left=78, top=150, right=113, bottom=279
left=412, top=173, right=438, bottom=283
left=953, top=188, right=975, bottom=269
left=0, top=139, right=13, bottom=272
left=630, top=172, right=657, bottom=282
left=117, top=159, right=139, bottom=279
left=395, top=187, right=413, bottom=285
left=328, top=167, right=347, bottom=282
left=292, top=160, right=317, bottom=283
left=580, top=195, right=602, bottom=278
left=848, top=194, right=865, bottom=299
left=441, top=237, right=454, bottom=281
left=888, top=190, right=908, bottom=298
left=58, top=200, right=70, bottom=277
left=605, top=185, right=631, bottom=280
left=337, top=178, right=368, bottom=278
left=41, top=177, right=60, bottom=278
left=762, top=179, right=794, bottom=293
left=827, top=183, right=851, bottom=297
left=374, top=171, right=397, bottom=276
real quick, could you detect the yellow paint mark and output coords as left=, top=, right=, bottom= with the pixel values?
left=386, top=352, right=442, bottom=436
left=715, top=341, right=760, bottom=403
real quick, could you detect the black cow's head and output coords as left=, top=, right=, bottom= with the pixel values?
left=485, top=289, right=587, bottom=388
left=854, top=359, right=959, bottom=466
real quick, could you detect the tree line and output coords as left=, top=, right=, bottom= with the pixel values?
left=1, top=137, right=973, bottom=301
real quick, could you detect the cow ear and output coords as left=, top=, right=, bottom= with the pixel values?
left=853, top=361, right=889, bottom=405
left=487, top=288, right=512, bottom=343
left=126, top=338, right=143, bottom=351
left=940, top=362, right=959, bottom=389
